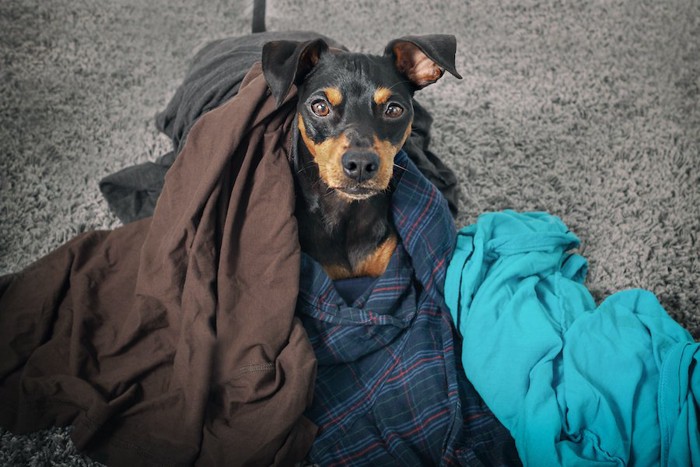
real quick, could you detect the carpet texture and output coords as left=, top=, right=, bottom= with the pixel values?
left=1, top=0, right=698, bottom=464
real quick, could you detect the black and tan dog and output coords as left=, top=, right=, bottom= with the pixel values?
left=261, top=35, right=461, bottom=280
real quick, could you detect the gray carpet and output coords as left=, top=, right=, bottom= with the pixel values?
left=1, top=0, right=698, bottom=464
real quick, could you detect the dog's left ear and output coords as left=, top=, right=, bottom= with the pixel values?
left=384, top=35, right=462, bottom=90
left=262, top=38, right=329, bottom=107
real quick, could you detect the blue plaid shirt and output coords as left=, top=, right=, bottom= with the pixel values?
left=297, top=151, right=520, bottom=466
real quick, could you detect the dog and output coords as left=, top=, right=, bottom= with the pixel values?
left=260, top=35, right=461, bottom=280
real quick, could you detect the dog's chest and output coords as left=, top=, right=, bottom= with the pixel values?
left=296, top=201, right=397, bottom=280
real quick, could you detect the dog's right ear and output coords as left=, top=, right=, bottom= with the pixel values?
left=262, top=39, right=329, bottom=107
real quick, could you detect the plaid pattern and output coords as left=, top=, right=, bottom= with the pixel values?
left=297, top=151, right=520, bottom=466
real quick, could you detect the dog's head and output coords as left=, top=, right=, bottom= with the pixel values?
left=262, top=35, right=461, bottom=201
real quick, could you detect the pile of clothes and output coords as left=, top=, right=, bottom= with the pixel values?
left=2, top=33, right=697, bottom=466
left=0, top=34, right=517, bottom=465
left=446, top=211, right=700, bottom=465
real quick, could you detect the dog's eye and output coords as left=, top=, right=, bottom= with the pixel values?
left=311, top=99, right=331, bottom=117
left=385, top=103, right=404, bottom=118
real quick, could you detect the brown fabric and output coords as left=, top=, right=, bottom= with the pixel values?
left=0, top=62, right=317, bottom=466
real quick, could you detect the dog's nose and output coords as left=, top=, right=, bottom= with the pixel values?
left=342, top=151, right=380, bottom=182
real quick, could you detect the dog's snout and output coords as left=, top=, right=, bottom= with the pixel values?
left=342, top=151, right=380, bottom=182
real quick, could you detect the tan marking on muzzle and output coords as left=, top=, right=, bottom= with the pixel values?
left=371, top=121, right=413, bottom=189
left=299, top=115, right=413, bottom=193
left=298, top=114, right=349, bottom=187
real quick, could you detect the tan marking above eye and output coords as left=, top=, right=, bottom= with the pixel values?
left=373, top=87, right=392, bottom=105
left=324, top=87, right=343, bottom=106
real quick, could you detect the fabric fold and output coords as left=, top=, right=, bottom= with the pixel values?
left=0, top=63, right=317, bottom=466
left=445, top=210, right=700, bottom=466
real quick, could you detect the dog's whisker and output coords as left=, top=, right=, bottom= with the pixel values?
left=296, top=161, right=318, bottom=174
left=387, top=79, right=413, bottom=92
left=320, top=188, right=337, bottom=199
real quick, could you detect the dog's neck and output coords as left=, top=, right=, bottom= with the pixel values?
left=293, top=137, right=395, bottom=278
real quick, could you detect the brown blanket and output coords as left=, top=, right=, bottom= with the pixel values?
left=0, top=63, right=317, bottom=466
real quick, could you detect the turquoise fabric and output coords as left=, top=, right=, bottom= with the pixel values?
left=445, top=210, right=700, bottom=466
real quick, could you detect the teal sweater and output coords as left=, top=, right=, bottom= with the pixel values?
left=445, top=210, right=700, bottom=466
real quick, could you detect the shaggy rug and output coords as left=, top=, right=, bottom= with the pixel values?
left=1, top=0, right=698, bottom=464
